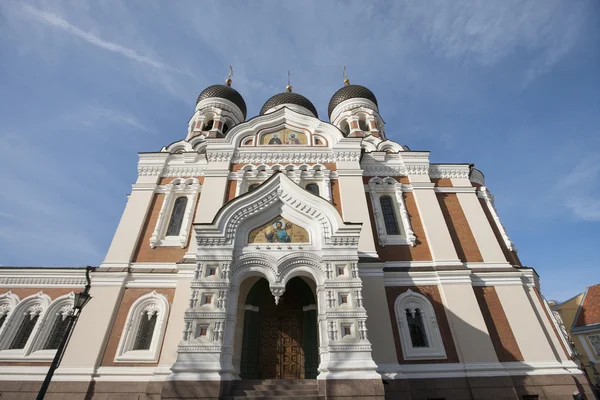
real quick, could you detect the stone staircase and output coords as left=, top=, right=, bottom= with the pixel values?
left=223, top=379, right=323, bottom=399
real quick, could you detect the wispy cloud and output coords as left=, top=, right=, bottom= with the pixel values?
left=21, top=4, right=191, bottom=77
left=558, top=156, right=600, bottom=221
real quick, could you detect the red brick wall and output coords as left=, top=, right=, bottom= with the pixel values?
left=131, top=193, right=198, bottom=263
left=367, top=193, right=432, bottom=261
left=385, top=285, right=458, bottom=363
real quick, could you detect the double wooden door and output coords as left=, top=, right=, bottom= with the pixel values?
left=259, top=311, right=304, bottom=379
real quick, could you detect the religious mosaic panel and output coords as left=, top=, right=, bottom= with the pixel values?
left=248, top=217, right=309, bottom=243
left=259, top=129, right=308, bottom=146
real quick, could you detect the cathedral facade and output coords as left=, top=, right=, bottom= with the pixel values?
left=0, top=75, right=592, bottom=399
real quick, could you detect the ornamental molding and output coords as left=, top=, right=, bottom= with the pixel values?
left=195, top=97, right=244, bottom=124
left=477, top=187, right=516, bottom=252
left=231, top=150, right=336, bottom=164
left=138, top=165, right=164, bottom=176
left=206, top=151, right=233, bottom=163
left=429, top=165, right=470, bottom=179
left=0, top=276, right=87, bottom=287
left=362, top=165, right=407, bottom=177
left=162, top=166, right=206, bottom=177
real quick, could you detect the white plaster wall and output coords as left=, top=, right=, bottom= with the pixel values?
left=455, top=191, right=507, bottom=264
left=104, top=176, right=159, bottom=265
left=194, top=176, right=229, bottom=224
left=441, top=283, right=499, bottom=363
left=495, top=284, right=558, bottom=362
left=158, top=276, right=193, bottom=367
left=337, top=175, right=377, bottom=255
left=526, top=286, right=570, bottom=362
left=59, top=283, right=125, bottom=368
left=411, top=185, right=459, bottom=263
left=360, top=275, right=397, bottom=364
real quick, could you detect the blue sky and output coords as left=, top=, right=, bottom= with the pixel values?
left=0, top=1, right=598, bottom=301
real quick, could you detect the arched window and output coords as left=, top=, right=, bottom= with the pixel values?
left=41, top=301, right=74, bottom=350
left=406, top=308, right=428, bottom=348
left=115, top=291, right=169, bottom=362
left=0, top=292, right=19, bottom=333
left=379, top=196, right=400, bottom=235
left=0, top=292, right=50, bottom=353
left=340, top=120, right=350, bottom=135
left=204, top=119, right=214, bottom=131
left=166, top=197, right=188, bottom=236
left=248, top=184, right=259, bottom=192
left=358, top=118, right=369, bottom=131
left=305, top=183, right=320, bottom=196
left=133, top=310, right=158, bottom=350
left=394, top=289, right=446, bottom=360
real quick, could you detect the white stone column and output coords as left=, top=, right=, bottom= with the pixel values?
left=57, top=273, right=127, bottom=378
left=103, top=174, right=161, bottom=266
left=337, top=168, right=377, bottom=257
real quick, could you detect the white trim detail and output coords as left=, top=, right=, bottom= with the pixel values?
left=394, top=289, right=446, bottom=360
left=28, top=292, right=75, bottom=360
left=367, top=177, right=416, bottom=246
left=150, top=178, right=201, bottom=248
left=477, top=186, right=516, bottom=253
left=114, top=291, right=170, bottom=363
left=0, top=291, right=20, bottom=338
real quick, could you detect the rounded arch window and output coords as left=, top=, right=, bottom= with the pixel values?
left=305, top=183, right=319, bottom=196
left=358, top=117, right=369, bottom=132
left=204, top=119, right=214, bottom=131
left=339, top=120, right=350, bottom=135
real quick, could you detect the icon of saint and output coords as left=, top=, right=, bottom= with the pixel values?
left=268, top=133, right=282, bottom=145
left=286, top=133, right=301, bottom=145
left=264, top=220, right=292, bottom=242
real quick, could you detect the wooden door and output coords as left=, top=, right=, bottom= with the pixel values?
left=259, top=312, right=304, bottom=379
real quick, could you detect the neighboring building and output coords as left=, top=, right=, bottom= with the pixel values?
left=553, top=285, right=600, bottom=389
left=0, top=73, right=593, bottom=399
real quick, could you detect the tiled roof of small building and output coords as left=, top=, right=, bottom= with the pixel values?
left=574, top=284, right=600, bottom=327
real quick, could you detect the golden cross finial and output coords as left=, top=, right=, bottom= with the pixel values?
left=226, top=65, right=233, bottom=86
left=343, top=65, right=350, bottom=86
left=286, top=70, right=292, bottom=92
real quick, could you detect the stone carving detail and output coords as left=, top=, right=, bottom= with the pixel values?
left=478, top=186, right=516, bottom=252
left=358, top=320, right=368, bottom=340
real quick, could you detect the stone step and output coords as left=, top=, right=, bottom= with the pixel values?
left=232, top=384, right=318, bottom=391
left=231, top=389, right=319, bottom=397
left=223, top=397, right=323, bottom=400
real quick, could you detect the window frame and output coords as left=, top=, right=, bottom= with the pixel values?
left=114, top=291, right=170, bottom=363
left=588, top=334, right=600, bottom=356
left=394, top=289, right=446, bottom=360
left=27, top=292, right=75, bottom=359
left=150, top=178, right=201, bottom=248
left=368, top=177, right=416, bottom=247
left=0, top=291, right=51, bottom=360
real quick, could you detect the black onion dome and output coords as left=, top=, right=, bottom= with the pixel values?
left=327, top=84, right=378, bottom=119
left=260, top=92, right=318, bottom=118
left=196, top=84, right=247, bottom=119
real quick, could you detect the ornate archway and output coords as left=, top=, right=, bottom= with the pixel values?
left=240, top=277, right=318, bottom=379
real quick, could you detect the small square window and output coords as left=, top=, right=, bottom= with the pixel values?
left=203, top=294, right=212, bottom=305
left=195, top=325, right=208, bottom=338
left=340, top=295, right=348, bottom=305
left=207, top=267, right=217, bottom=277
left=341, top=324, right=352, bottom=337
left=337, top=267, right=345, bottom=276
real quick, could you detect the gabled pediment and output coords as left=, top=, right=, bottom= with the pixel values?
left=194, top=172, right=361, bottom=250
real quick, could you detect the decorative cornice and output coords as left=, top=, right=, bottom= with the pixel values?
left=138, top=165, right=164, bottom=176
left=429, top=165, right=470, bottom=179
